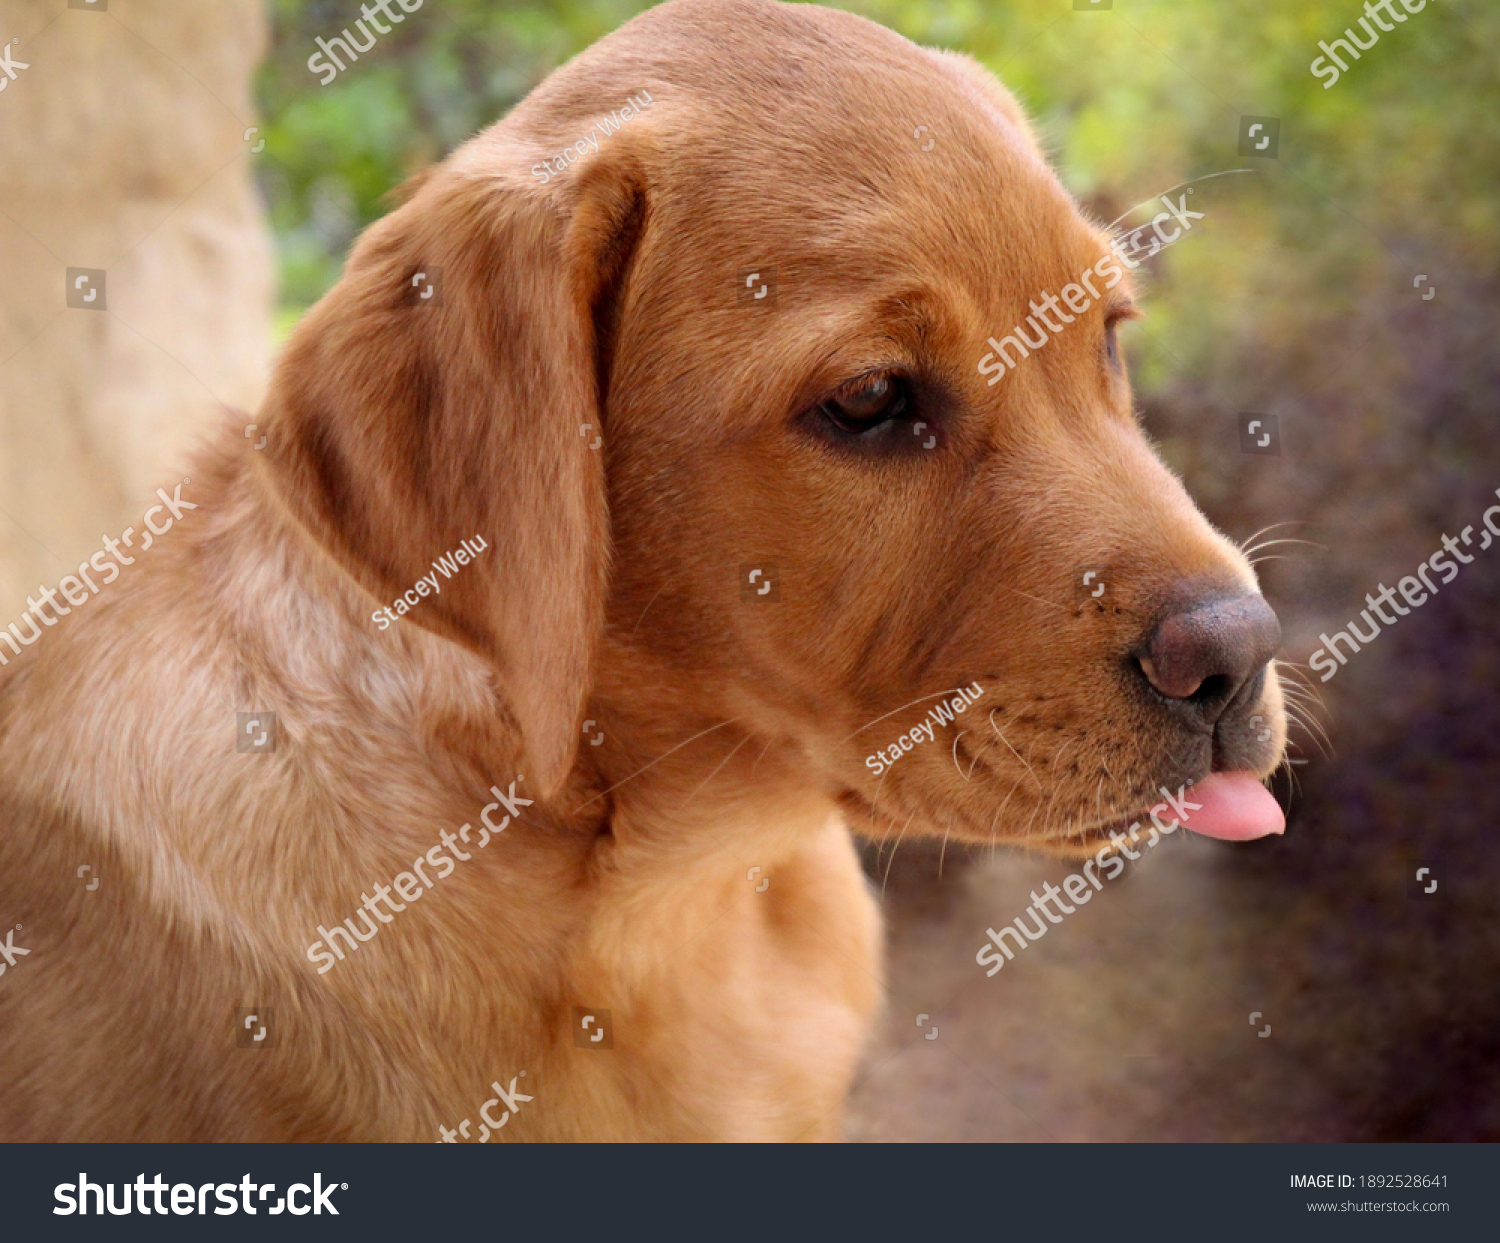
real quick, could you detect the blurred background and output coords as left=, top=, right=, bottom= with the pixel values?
left=2, top=0, right=1495, bottom=1139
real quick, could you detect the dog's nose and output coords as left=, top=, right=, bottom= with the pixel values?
left=1135, top=593, right=1281, bottom=725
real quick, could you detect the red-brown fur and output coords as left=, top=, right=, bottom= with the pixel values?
left=0, top=0, right=1282, bottom=1140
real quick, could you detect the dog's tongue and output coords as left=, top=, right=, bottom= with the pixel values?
left=1176, top=772, right=1285, bottom=841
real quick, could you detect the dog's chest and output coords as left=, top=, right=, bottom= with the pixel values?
left=560, top=814, right=884, bottom=1139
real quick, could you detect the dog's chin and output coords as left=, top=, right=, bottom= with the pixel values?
left=1026, top=805, right=1174, bottom=860
left=835, top=747, right=1289, bottom=859
left=833, top=779, right=1107, bottom=853
left=835, top=784, right=1149, bottom=857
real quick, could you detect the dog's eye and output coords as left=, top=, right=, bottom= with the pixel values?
left=1104, top=304, right=1140, bottom=369
left=819, top=374, right=910, bottom=436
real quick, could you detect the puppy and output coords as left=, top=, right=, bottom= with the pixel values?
left=0, top=0, right=1285, bottom=1141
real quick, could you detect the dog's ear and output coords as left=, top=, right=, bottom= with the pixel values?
left=260, top=133, right=649, bottom=796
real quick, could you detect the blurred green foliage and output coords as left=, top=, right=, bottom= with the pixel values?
left=258, top=0, right=1497, bottom=369
left=260, top=0, right=1489, bottom=453
left=261, top=1, right=1500, bottom=302
left=257, top=0, right=1499, bottom=564
left=259, top=0, right=647, bottom=311
left=261, top=1, right=1500, bottom=301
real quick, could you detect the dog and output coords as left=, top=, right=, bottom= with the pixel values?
left=0, top=0, right=1285, bottom=1141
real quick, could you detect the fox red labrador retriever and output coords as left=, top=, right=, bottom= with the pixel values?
left=0, top=0, right=1284, bottom=1140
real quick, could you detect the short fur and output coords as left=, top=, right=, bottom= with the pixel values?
left=0, top=0, right=1283, bottom=1140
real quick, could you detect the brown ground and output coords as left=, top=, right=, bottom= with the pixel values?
left=846, top=835, right=1348, bottom=1142
left=841, top=269, right=1500, bottom=1143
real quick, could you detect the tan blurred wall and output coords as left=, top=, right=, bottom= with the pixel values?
left=0, top=0, right=273, bottom=620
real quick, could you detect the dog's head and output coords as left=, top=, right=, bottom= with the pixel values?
left=262, top=0, right=1286, bottom=852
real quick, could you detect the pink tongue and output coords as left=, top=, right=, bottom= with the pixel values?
left=1176, top=772, right=1285, bottom=841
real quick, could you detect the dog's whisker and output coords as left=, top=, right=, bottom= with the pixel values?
left=997, top=583, right=1071, bottom=615
left=870, top=761, right=900, bottom=839
left=1280, top=688, right=1330, bottom=725
left=868, top=751, right=899, bottom=835
left=1273, top=746, right=1305, bottom=801
left=625, top=581, right=669, bottom=641
left=1273, top=657, right=1317, bottom=673
left=1018, top=794, right=1045, bottom=843
left=1291, top=716, right=1333, bottom=755
left=966, top=732, right=1001, bottom=774
left=1276, top=664, right=1329, bottom=711
left=1038, top=769, right=1069, bottom=838
left=837, top=687, right=974, bottom=745
left=750, top=736, right=776, bottom=776
left=1283, top=755, right=1303, bottom=801
left=672, top=731, right=756, bottom=812
left=1017, top=766, right=1059, bottom=841
left=1282, top=701, right=1313, bottom=740
left=575, top=717, right=741, bottom=810
left=984, top=774, right=1026, bottom=845
left=1278, top=677, right=1326, bottom=707
left=1284, top=692, right=1332, bottom=740
left=989, top=708, right=1041, bottom=789
left=1103, top=168, right=1259, bottom=231
left=1276, top=674, right=1330, bottom=724
left=952, top=730, right=973, bottom=782
left=1241, top=536, right=1326, bottom=560
left=952, top=727, right=999, bottom=783
left=1236, top=520, right=1312, bottom=553
left=1284, top=703, right=1334, bottom=759
left=1278, top=676, right=1324, bottom=704
left=880, top=805, right=918, bottom=897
